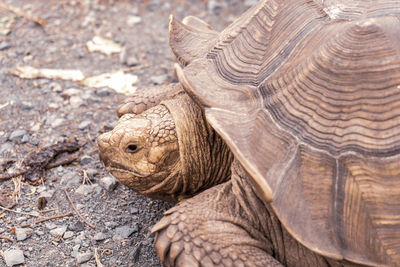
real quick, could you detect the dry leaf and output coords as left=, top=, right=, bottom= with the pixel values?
left=11, top=66, right=85, bottom=81
left=86, top=36, right=123, bottom=55
left=82, top=71, right=138, bottom=95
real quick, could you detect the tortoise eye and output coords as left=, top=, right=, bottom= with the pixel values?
left=126, top=144, right=139, bottom=153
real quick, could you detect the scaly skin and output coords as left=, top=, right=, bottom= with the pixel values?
left=98, top=90, right=365, bottom=266
left=152, top=160, right=361, bottom=267
left=98, top=93, right=233, bottom=202
left=117, top=83, right=184, bottom=117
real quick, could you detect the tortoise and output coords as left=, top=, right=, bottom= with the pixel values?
left=97, top=0, right=400, bottom=266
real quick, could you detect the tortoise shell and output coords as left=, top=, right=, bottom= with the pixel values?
left=169, top=0, right=400, bottom=266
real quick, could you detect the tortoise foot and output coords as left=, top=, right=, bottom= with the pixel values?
left=152, top=182, right=283, bottom=267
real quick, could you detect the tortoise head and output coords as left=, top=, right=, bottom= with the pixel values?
left=98, top=95, right=233, bottom=202
left=97, top=104, right=181, bottom=201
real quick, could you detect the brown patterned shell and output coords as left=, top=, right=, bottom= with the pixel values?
left=169, top=0, right=400, bottom=266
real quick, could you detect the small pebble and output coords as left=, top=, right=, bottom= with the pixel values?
left=20, top=101, right=33, bottom=110
left=130, top=207, right=139, bottom=214
left=75, top=184, right=93, bottom=196
left=61, top=170, right=81, bottom=186
left=99, top=176, right=117, bottom=191
left=49, top=82, right=62, bottom=92
left=50, top=226, right=67, bottom=237
left=0, top=42, right=12, bottom=51
left=63, top=231, right=74, bottom=239
left=76, top=251, right=92, bottom=264
left=61, top=88, right=81, bottom=99
left=21, top=134, right=29, bottom=143
left=78, top=120, right=91, bottom=130
left=127, top=15, right=142, bottom=26
left=93, top=232, right=108, bottom=241
left=15, top=228, right=28, bottom=241
left=80, top=155, right=93, bottom=165
left=68, top=221, right=85, bottom=232
left=3, top=249, right=25, bottom=267
left=51, top=118, right=64, bottom=128
left=95, top=87, right=112, bottom=97
left=9, top=129, right=27, bottom=141
left=69, top=96, right=85, bottom=108
left=150, top=74, right=168, bottom=85
left=129, top=243, right=142, bottom=262
left=114, top=225, right=138, bottom=240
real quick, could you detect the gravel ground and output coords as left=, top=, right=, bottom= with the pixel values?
left=0, top=0, right=251, bottom=266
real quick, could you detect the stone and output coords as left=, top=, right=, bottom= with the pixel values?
left=35, top=230, right=44, bottom=236
left=49, top=82, right=62, bottom=92
left=3, top=249, right=25, bottom=266
left=150, top=74, right=168, bottom=85
left=76, top=251, right=92, bottom=264
left=71, top=244, right=80, bottom=258
left=50, top=226, right=67, bottom=237
left=68, top=221, right=85, bottom=232
left=207, top=0, right=227, bottom=12
left=99, top=176, right=117, bottom=191
left=0, top=42, right=11, bottom=51
left=15, top=228, right=28, bottom=241
left=78, top=120, right=91, bottom=130
left=80, top=155, right=93, bottom=165
left=130, top=207, right=139, bottom=214
left=48, top=103, right=59, bottom=110
left=126, top=56, right=139, bottom=67
left=61, top=88, right=81, bottom=99
left=69, top=96, right=85, bottom=108
left=114, top=225, right=138, bottom=240
left=30, top=123, right=41, bottom=132
left=74, top=233, right=86, bottom=245
left=21, top=134, right=29, bottom=143
left=63, top=231, right=74, bottom=239
left=0, top=142, right=14, bottom=157
left=51, top=118, right=65, bottom=128
left=20, top=101, right=33, bottom=110
left=75, top=184, right=93, bottom=196
left=9, top=129, right=27, bottom=141
left=244, top=0, right=258, bottom=6
left=39, top=189, right=55, bottom=199
left=93, top=232, right=108, bottom=241
left=129, top=243, right=142, bottom=262
left=95, top=87, right=113, bottom=97
left=61, top=170, right=81, bottom=186
left=85, top=168, right=99, bottom=179
left=127, top=15, right=142, bottom=26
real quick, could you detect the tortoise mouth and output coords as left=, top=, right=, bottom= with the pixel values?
left=106, top=163, right=149, bottom=178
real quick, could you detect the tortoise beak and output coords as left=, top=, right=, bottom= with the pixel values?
left=97, top=131, right=113, bottom=166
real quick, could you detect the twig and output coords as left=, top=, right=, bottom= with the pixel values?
left=121, top=64, right=150, bottom=72
left=0, top=235, right=13, bottom=242
left=0, top=170, right=28, bottom=181
left=94, top=248, right=104, bottom=267
left=20, top=212, right=73, bottom=228
left=39, top=208, right=58, bottom=214
left=0, top=205, right=40, bottom=217
left=0, top=152, right=79, bottom=181
left=46, top=153, right=79, bottom=169
left=63, top=189, right=96, bottom=229
left=0, top=2, right=46, bottom=27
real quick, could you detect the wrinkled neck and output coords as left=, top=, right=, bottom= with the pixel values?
left=161, top=94, right=233, bottom=200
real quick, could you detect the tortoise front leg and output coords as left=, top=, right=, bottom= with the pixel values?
left=151, top=181, right=283, bottom=267
left=117, top=83, right=184, bottom=117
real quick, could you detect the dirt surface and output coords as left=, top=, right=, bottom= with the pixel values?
left=0, top=0, right=252, bottom=266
